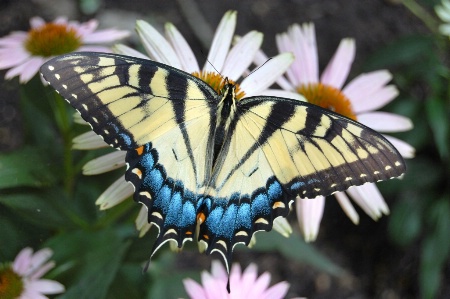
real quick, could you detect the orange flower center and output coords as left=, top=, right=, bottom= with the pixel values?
left=25, top=23, right=82, bottom=57
left=297, top=83, right=356, bottom=120
left=0, top=265, right=24, bottom=299
left=191, top=71, right=246, bottom=100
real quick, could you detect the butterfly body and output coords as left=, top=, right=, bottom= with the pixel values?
left=40, top=52, right=405, bottom=271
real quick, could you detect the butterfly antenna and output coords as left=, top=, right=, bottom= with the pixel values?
left=246, top=57, right=273, bottom=78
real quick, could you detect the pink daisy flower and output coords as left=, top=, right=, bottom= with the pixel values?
left=0, top=247, right=65, bottom=299
left=183, top=260, right=301, bottom=299
left=0, top=16, right=129, bottom=83
left=271, top=23, right=415, bottom=241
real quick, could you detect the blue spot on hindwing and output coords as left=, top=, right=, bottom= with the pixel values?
left=236, top=203, right=252, bottom=229
left=290, top=181, right=305, bottom=191
left=153, top=185, right=171, bottom=213
left=267, top=180, right=282, bottom=201
left=251, top=193, right=270, bottom=216
left=164, top=192, right=182, bottom=226
left=180, top=201, right=196, bottom=228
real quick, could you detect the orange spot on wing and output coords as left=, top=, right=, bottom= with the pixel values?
left=202, top=234, right=209, bottom=240
left=136, top=146, right=144, bottom=155
left=185, top=231, right=193, bottom=235
left=272, top=201, right=285, bottom=209
left=197, top=212, right=206, bottom=224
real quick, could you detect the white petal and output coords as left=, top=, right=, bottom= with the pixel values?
left=0, top=46, right=30, bottom=69
left=165, top=23, right=200, bottom=73
left=357, top=112, right=413, bottom=132
left=436, top=4, right=450, bottom=22
left=320, top=38, right=355, bottom=89
left=26, top=279, right=65, bottom=294
left=135, top=20, right=181, bottom=68
left=254, top=49, right=294, bottom=91
left=136, top=205, right=152, bottom=237
left=256, top=89, right=306, bottom=101
left=203, top=10, right=237, bottom=72
left=240, top=52, right=294, bottom=96
left=286, top=23, right=319, bottom=85
left=30, top=16, right=45, bottom=28
left=72, top=131, right=108, bottom=150
left=5, top=56, right=42, bottom=83
left=221, top=31, right=263, bottom=81
left=343, top=70, right=398, bottom=113
left=346, top=183, right=389, bottom=220
left=295, top=196, right=325, bottom=242
left=334, top=192, right=359, bottom=224
left=112, top=44, right=149, bottom=59
left=272, top=217, right=292, bottom=237
left=82, top=29, right=129, bottom=43
left=13, top=247, right=33, bottom=275
left=82, top=151, right=126, bottom=175
left=25, top=248, right=52, bottom=277
left=95, top=175, right=133, bottom=210
left=383, top=135, right=416, bottom=158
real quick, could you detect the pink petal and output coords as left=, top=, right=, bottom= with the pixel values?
left=19, top=57, right=45, bottom=83
left=25, top=248, right=53, bottom=277
left=239, top=264, right=259, bottom=296
left=250, top=271, right=271, bottom=297
left=357, top=112, right=413, bottom=132
left=29, top=261, right=55, bottom=280
left=289, top=23, right=319, bottom=85
left=0, top=32, right=27, bottom=46
left=13, top=247, right=33, bottom=275
left=383, top=135, right=415, bottom=158
left=257, top=89, right=305, bottom=102
left=4, top=57, right=40, bottom=82
left=183, top=278, right=208, bottom=299
left=222, top=31, right=263, bottom=81
left=343, top=70, right=398, bottom=113
left=275, top=31, right=299, bottom=87
left=254, top=49, right=295, bottom=91
left=200, top=271, right=227, bottom=299
left=26, top=279, right=65, bottom=294
left=53, top=17, right=69, bottom=25
left=74, top=19, right=98, bottom=36
left=210, top=260, right=228, bottom=282
left=165, top=23, right=200, bottom=73
left=30, top=16, right=45, bottom=28
left=262, top=281, right=290, bottom=299
left=320, top=38, right=355, bottom=89
left=82, top=29, right=129, bottom=43
left=204, top=10, right=236, bottom=73
left=0, top=46, right=30, bottom=69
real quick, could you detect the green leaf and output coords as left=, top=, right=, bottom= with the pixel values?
left=46, top=229, right=131, bottom=299
left=364, top=34, right=434, bottom=70
left=426, top=96, right=449, bottom=160
left=0, top=191, right=74, bottom=229
left=388, top=198, right=422, bottom=247
left=0, top=146, right=57, bottom=188
left=252, top=230, right=344, bottom=276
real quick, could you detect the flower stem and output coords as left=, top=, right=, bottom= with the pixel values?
left=50, top=91, right=75, bottom=194
left=401, top=0, right=439, bottom=33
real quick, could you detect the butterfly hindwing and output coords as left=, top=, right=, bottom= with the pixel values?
left=199, top=96, right=405, bottom=264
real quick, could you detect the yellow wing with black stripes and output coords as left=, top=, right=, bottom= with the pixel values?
left=40, top=52, right=406, bottom=279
